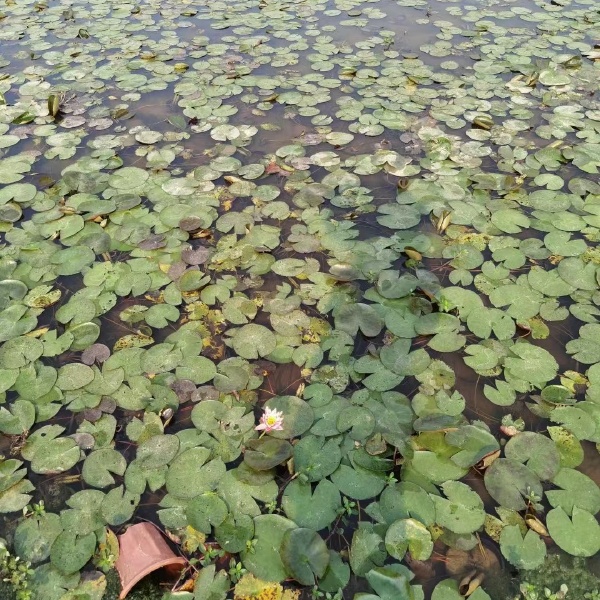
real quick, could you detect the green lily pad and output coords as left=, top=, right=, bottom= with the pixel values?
left=264, top=396, right=315, bottom=439
left=336, top=405, right=376, bottom=441
left=166, top=448, right=225, bottom=499
left=432, top=578, right=491, bottom=600
left=330, top=464, right=386, bottom=500
left=379, top=482, right=435, bottom=526
left=14, top=512, right=63, bottom=564
left=0, top=478, right=34, bottom=514
left=334, top=303, right=384, bottom=338
left=215, top=512, right=255, bottom=554
left=431, top=481, right=485, bottom=534
left=28, top=563, right=80, bottom=600
left=175, top=356, right=216, bottom=384
left=504, top=343, right=559, bottom=386
left=56, top=364, right=95, bottom=391
left=281, top=527, right=330, bottom=586
left=318, top=550, right=351, bottom=593
left=294, top=435, right=342, bottom=482
left=546, top=468, right=600, bottom=516
left=484, top=459, right=542, bottom=511
left=363, top=564, right=422, bottom=600
left=445, top=425, right=499, bottom=468
left=61, top=490, right=105, bottom=536
left=136, top=434, right=180, bottom=469
left=186, top=492, right=229, bottom=533
left=282, top=479, right=341, bottom=531
left=30, top=437, right=81, bottom=475
left=50, top=531, right=97, bottom=576
left=547, top=427, right=584, bottom=468
left=499, top=525, right=546, bottom=570
left=244, top=437, right=293, bottom=471
left=566, top=324, right=600, bottom=364
left=349, top=524, right=386, bottom=577
left=0, top=399, right=35, bottom=435
left=384, top=518, right=433, bottom=561
left=230, top=324, right=277, bottom=359
left=557, top=258, right=598, bottom=291
left=410, top=451, right=468, bottom=485
left=82, top=449, right=127, bottom=488
left=193, top=564, right=230, bottom=600
left=550, top=406, right=596, bottom=440
left=546, top=506, right=600, bottom=557
left=101, top=485, right=139, bottom=526
left=504, top=432, right=560, bottom=481
left=539, top=69, right=570, bottom=86
left=241, top=514, right=296, bottom=582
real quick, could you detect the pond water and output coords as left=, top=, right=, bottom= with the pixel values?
left=1, top=0, right=600, bottom=599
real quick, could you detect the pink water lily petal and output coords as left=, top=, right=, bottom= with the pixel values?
left=256, top=407, right=284, bottom=432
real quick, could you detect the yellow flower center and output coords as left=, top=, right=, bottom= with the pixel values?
left=266, top=415, right=277, bottom=426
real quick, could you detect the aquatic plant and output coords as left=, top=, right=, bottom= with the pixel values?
left=255, top=408, right=285, bottom=434
left=0, top=0, right=599, bottom=598
left=0, top=541, right=33, bottom=600
left=516, top=554, right=600, bottom=600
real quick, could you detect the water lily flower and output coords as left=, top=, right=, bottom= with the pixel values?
left=255, top=407, right=284, bottom=433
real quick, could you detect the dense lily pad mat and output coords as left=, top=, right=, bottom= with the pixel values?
left=0, top=0, right=600, bottom=598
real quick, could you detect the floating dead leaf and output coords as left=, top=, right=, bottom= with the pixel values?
left=70, top=432, right=95, bottom=450
left=265, top=161, right=292, bottom=176
left=525, top=514, right=549, bottom=537
left=81, top=343, right=111, bottom=365
left=397, top=177, right=410, bottom=190
left=182, top=246, right=211, bottom=265
left=365, top=433, right=387, bottom=456
left=25, top=327, right=50, bottom=338
left=472, top=115, right=493, bottom=130
left=98, top=397, right=117, bottom=414
left=81, top=408, right=103, bottom=423
left=476, top=449, right=500, bottom=470
left=113, top=333, right=153, bottom=351
left=138, top=234, right=166, bottom=251
left=404, top=554, right=436, bottom=582
left=191, top=386, right=220, bottom=403
left=404, top=247, right=422, bottom=261
left=171, top=379, right=197, bottom=402
left=434, top=211, right=452, bottom=233
left=159, top=407, right=174, bottom=427
left=500, top=425, right=520, bottom=437
left=47, top=94, right=60, bottom=117
left=459, top=570, right=485, bottom=597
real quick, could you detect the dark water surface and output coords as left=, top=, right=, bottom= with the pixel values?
left=1, top=0, right=600, bottom=598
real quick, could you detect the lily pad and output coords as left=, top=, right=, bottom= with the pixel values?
left=282, top=479, right=341, bottom=531
left=241, top=514, right=297, bottom=582
left=82, top=449, right=127, bottom=488
left=504, top=432, right=560, bottom=481
left=499, top=525, right=546, bottom=570
left=14, top=512, right=63, bottom=564
left=230, top=324, right=277, bottom=359
left=431, top=481, right=485, bottom=534
left=546, top=507, right=600, bottom=557
left=244, top=437, right=293, bottom=471
left=264, top=396, right=314, bottom=439
left=166, top=448, right=225, bottom=499
left=384, top=518, right=433, bottom=561
left=546, top=468, right=600, bottom=516
left=50, top=531, right=96, bottom=576
left=281, top=527, right=330, bottom=586
left=484, top=459, right=542, bottom=511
